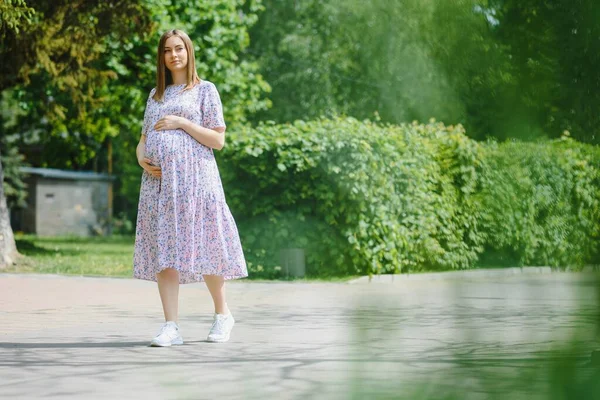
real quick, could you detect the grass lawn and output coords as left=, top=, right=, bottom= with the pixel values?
left=8, top=234, right=135, bottom=278
left=6, top=236, right=597, bottom=281
left=6, top=234, right=359, bottom=282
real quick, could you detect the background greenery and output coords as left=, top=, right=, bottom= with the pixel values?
left=1, top=0, right=599, bottom=277
left=247, top=0, right=600, bottom=144
left=219, top=118, right=600, bottom=278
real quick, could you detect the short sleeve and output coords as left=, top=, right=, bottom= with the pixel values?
left=200, top=82, right=226, bottom=130
left=141, top=88, right=156, bottom=136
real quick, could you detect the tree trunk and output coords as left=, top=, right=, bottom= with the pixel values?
left=0, top=154, right=18, bottom=268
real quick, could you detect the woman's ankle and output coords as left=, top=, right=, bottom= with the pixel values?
left=215, top=303, right=231, bottom=315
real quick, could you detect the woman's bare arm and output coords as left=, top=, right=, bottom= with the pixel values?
left=154, top=115, right=225, bottom=150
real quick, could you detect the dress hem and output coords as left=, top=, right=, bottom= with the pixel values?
left=133, top=266, right=248, bottom=284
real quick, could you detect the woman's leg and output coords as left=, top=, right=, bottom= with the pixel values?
left=157, top=268, right=180, bottom=321
left=203, top=275, right=230, bottom=315
left=203, top=274, right=234, bottom=342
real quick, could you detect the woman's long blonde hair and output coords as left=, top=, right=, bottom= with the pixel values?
left=153, top=29, right=201, bottom=101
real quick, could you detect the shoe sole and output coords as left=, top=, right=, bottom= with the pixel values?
left=150, top=338, right=184, bottom=347
left=207, top=333, right=231, bottom=343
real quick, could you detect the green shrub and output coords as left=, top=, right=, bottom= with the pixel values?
left=218, top=118, right=600, bottom=278
left=219, top=117, right=482, bottom=276
left=479, top=134, right=600, bottom=268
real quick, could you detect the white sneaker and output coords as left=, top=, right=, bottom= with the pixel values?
left=207, top=313, right=235, bottom=343
left=150, top=321, right=183, bottom=347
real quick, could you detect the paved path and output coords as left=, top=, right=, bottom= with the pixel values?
left=1, top=273, right=599, bottom=399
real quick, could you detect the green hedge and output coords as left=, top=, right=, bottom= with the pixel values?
left=478, top=135, right=600, bottom=268
left=217, top=117, right=600, bottom=278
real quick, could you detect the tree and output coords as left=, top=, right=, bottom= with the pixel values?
left=1, top=0, right=271, bottom=239
left=0, top=149, right=18, bottom=267
left=0, top=0, right=34, bottom=267
left=0, top=0, right=154, bottom=267
left=248, top=0, right=600, bottom=143
left=491, top=0, right=600, bottom=144
left=247, top=0, right=517, bottom=137
left=4, top=0, right=270, bottom=168
left=246, top=0, right=359, bottom=123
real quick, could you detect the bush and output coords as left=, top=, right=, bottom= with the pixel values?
left=479, top=133, right=600, bottom=269
left=217, top=117, right=600, bottom=278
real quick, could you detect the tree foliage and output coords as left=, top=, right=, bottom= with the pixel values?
left=248, top=0, right=600, bottom=144
left=490, top=0, right=600, bottom=143
left=2, top=0, right=268, bottom=170
left=1, top=0, right=270, bottom=221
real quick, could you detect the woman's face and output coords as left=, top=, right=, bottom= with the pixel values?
left=164, top=36, right=188, bottom=73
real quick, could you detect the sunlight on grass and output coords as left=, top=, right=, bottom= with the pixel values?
left=10, top=234, right=135, bottom=277
left=8, top=234, right=361, bottom=281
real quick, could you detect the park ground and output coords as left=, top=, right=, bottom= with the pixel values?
left=1, top=272, right=599, bottom=399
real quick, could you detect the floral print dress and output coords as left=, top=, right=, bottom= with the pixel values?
left=133, top=80, right=248, bottom=284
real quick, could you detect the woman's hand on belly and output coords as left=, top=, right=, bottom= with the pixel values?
left=154, top=115, right=188, bottom=131
left=138, top=157, right=162, bottom=178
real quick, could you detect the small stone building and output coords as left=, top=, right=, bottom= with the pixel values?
left=11, top=167, right=114, bottom=236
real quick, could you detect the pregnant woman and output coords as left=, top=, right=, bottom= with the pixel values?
left=133, top=29, right=248, bottom=347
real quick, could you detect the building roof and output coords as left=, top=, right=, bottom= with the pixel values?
left=20, top=167, right=115, bottom=182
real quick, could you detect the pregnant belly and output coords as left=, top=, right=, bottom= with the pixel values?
left=144, top=129, right=189, bottom=166
left=145, top=130, right=211, bottom=167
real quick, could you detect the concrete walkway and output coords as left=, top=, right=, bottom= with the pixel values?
left=1, top=273, right=599, bottom=399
